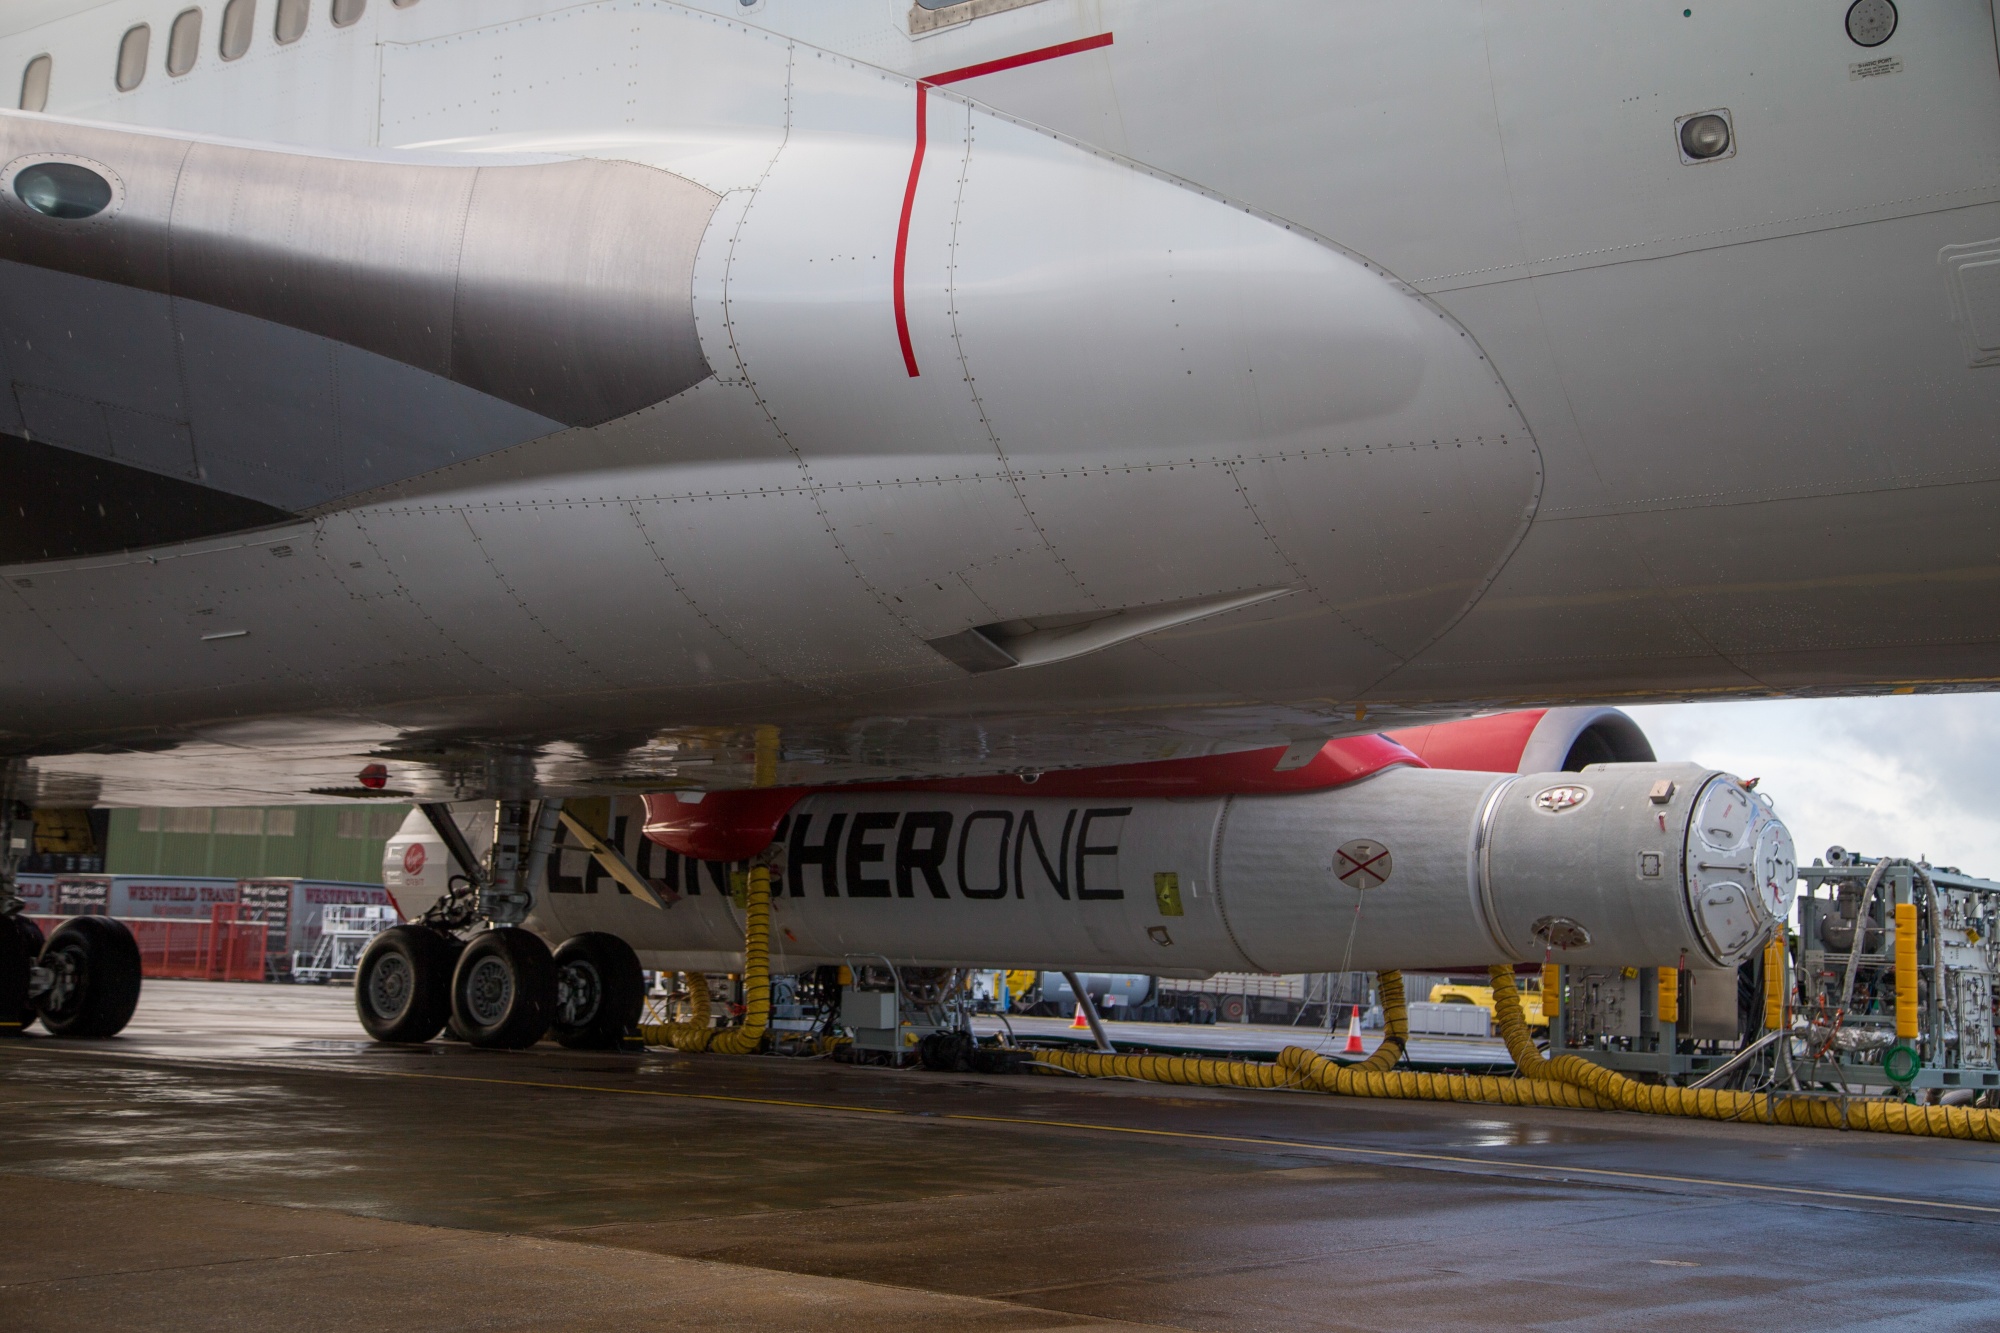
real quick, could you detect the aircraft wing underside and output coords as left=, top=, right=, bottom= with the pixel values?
left=0, top=112, right=714, bottom=561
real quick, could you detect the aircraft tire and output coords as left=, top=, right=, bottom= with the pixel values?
left=550, top=932, right=644, bottom=1050
left=0, top=913, right=40, bottom=1037
left=35, top=916, right=142, bottom=1038
left=451, top=927, right=555, bottom=1050
left=438, top=938, right=470, bottom=1041
left=355, top=924, right=456, bottom=1044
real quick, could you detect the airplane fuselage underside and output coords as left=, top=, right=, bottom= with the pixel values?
left=0, top=0, right=1997, bottom=801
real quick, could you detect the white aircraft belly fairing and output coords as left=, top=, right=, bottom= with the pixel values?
left=0, top=0, right=1992, bottom=803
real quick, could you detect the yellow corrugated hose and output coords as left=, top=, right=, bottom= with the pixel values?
left=1485, top=965, right=2000, bottom=1141
left=1038, top=963, right=1999, bottom=1139
left=636, top=870, right=1996, bottom=1138
left=638, top=865, right=771, bottom=1054
left=1036, top=972, right=1612, bottom=1110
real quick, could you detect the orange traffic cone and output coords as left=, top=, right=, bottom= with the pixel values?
left=1343, top=1005, right=1365, bottom=1055
left=1071, top=1003, right=1091, bottom=1030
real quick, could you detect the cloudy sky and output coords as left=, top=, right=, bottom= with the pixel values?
left=1623, top=696, right=2000, bottom=876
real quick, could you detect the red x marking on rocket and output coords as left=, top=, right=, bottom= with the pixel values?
left=1335, top=840, right=1393, bottom=889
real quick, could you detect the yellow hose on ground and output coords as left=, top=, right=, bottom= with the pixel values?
left=637, top=866, right=1996, bottom=1139
left=1034, top=973, right=1410, bottom=1088
left=1487, top=963, right=2000, bottom=1141
left=1036, top=972, right=1612, bottom=1111
left=639, top=865, right=771, bottom=1054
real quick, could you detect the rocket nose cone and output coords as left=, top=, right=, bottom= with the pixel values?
left=932, top=121, right=1428, bottom=456
left=1686, top=776, right=1796, bottom=964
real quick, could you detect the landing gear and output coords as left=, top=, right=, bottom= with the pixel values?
left=450, top=927, right=554, bottom=1049
left=355, top=798, right=596, bottom=1050
left=0, top=914, right=40, bottom=1036
left=550, top=932, right=643, bottom=1050
left=355, top=925, right=459, bottom=1043
left=34, top=917, right=143, bottom=1038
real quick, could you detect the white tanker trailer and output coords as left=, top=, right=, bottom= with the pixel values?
left=386, top=739, right=1793, bottom=980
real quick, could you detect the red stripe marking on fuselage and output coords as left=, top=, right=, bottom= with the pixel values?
left=892, top=32, right=1113, bottom=377
left=893, top=87, right=928, bottom=377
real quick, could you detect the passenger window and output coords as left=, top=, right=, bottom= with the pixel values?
left=274, top=0, right=307, bottom=43
left=220, top=0, right=255, bottom=60
left=19, top=55, right=49, bottom=112
left=332, top=0, right=365, bottom=26
left=167, top=9, right=203, bottom=77
left=115, top=25, right=150, bottom=91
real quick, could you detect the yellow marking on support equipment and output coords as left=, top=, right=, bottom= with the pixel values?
left=557, top=810, right=664, bottom=909
left=1764, top=937, right=1786, bottom=1033
left=1658, top=966, right=1679, bottom=1026
left=1895, top=902, right=1919, bottom=1040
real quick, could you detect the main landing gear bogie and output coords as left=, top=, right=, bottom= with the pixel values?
left=356, top=925, right=639, bottom=1052
left=1, top=915, right=144, bottom=1039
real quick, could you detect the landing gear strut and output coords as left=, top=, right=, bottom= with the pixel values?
left=355, top=797, right=566, bottom=1050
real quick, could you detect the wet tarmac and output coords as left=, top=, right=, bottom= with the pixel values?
left=5, top=980, right=2000, bottom=1331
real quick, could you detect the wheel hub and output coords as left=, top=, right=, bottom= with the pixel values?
left=41, top=946, right=80, bottom=1016
left=555, top=960, right=601, bottom=1026
left=464, top=955, right=514, bottom=1027
left=366, top=953, right=413, bottom=1022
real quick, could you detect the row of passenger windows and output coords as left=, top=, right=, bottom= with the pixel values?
left=18, top=0, right=422, bottom=109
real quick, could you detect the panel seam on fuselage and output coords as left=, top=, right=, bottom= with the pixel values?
left=1208, top=795, right=1267, bottom=974
left=1410, top=182, right=2000, bottom=291
left=716, top=39, right=936, bottom=652
left=942, top=96, right=1099, bottom=612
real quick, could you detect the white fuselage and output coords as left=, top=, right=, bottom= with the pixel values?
left=1, top=1, right=1996, bottom=802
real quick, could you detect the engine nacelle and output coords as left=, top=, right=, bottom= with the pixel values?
left=1389, top=705, right=1656, bottom=774
left=526, top=761, right=1793, bottom=975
